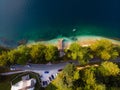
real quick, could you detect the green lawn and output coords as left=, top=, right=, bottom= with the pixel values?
left=0, top=81, right=11, bottom=90
left=0, top=75, right=15, bottom=90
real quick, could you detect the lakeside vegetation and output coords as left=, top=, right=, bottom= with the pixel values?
left=1, top=62, right=120, bottom=90
left=45, top=63, right=120, bottom=90
left=0, top=44, right=59, bottom=66
left=0, top=39, right=120, bottom=67
left=1, top=39, right=120, bottom=89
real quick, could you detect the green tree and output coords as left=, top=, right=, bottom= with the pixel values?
left=98, top=61, right=120, bottom=76
left=82, top=68, right=106, bottom=90
left=30, top=44, right=46, bottom=63
left=94, top=84, right=106, bottom=90
left=68, top=43, right=93, bottom=65
left=68, top=42, right=81, bottom=60
left=0, top=47, right=9, bottom=54
left=83, top=69, right=96, bottom=86
left=110, top=46, right=119, bottom=59
left=111, top=50, right=119, bottom=59
left=52, top=64, right=77, bottom=90
left=0, top=52, right=8, bottom=66
left=113, top=45, right=120, bottom=56
left=82, top=69, right=96, bottom=90
left=78, top=47, right=93, bottom=65
left=90, top=39, right=112, bottom=52
left=7, top=49, right=20, bottom=64
left=45, top=45, right=59, bottom=62
left=16, top=45, right=31, bottom=64
left=74, top=70, right=80, bottom=80
left=90, top=39, right=118, bottom=60
left=7, top=45, right=31, bottom=65
left=100, top=50, right=111, bottom=60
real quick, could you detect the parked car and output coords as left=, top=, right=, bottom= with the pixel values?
left=49, top=77, right=52, bottom=81
left=10, top=67, right=16, bottom=70
left=44, top=71, right=49, bottom=74
left=42, top=81, right=48, bottom=86
left=26, top=64, right=31, bottom=68
left=45, top=81, right=48, bottom=85
left=42, top=81, right=45, bottom=86
left=55, top=73, right=58, bottom=76
left=58, top=69, right=63, bottom=72
left=51, top=75, right=54, bottom=79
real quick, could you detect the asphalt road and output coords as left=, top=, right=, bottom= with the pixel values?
left=0, top=60, right=79, bottom=75
left=1, top=58, right=120, bottom=76
left=0, top=60, right=79, bottom=87
left=1, top=59, right=120, bottom=87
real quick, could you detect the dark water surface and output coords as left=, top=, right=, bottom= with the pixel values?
left=0, top=0, right=120, bottom=41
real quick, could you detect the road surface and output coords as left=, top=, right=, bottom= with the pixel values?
left=0, top=60, right=79, bottom=75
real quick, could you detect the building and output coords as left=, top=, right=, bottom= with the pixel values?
left=57, top=39, right=67, bottom=57
left=11, top=78, right=36, bottom=90
left=57, top=39, right=64, bottom=50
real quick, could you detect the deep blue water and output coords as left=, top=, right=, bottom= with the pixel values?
left=0, top=0, right=120, bottom=41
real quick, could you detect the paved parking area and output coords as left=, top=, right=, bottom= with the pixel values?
left=2, top=61, right=79, bottom=87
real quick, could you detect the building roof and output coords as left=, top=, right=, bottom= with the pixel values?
left=11, top=78, right=36, bottom=90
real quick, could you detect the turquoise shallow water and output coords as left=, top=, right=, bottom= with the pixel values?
left=23, top=24, right=120, bottom=42
left=0, top=0, right=120, bottom=42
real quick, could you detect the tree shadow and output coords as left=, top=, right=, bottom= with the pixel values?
left=45, top=83, right=57, bottom=90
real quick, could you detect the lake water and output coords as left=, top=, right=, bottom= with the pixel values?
left=0, top=0, right=120, bottom=42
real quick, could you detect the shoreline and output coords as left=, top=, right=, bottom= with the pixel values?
left=27, top=35, right=120, bottom=47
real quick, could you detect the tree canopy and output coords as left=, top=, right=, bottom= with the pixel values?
left=52, top=64, right=77, bottom=90
left=67, top=43, right=93, bottom=65
left=98, top=61, right=120, bottom=76
left=30, top=44, right=46, bottom=63
left=45, top=45, right=59, bottom=62
left=90, top=39, right=119, bottom=60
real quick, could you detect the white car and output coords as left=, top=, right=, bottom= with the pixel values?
left=26, top=64, right=31, bottom=68
left=10, top=67, right=16, bottom=70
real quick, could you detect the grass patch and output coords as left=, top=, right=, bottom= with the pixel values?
left=0, top=81, right=11, bottom=90
left=0, top=74, right=17, bottom=90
